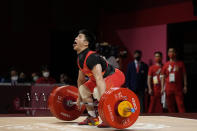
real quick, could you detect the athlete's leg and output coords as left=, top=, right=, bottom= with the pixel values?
left=78, top=80, right=99, bottom=126
left=175, top=90, right=185, bottom=113
left=79, top=85, right=95, bottom=113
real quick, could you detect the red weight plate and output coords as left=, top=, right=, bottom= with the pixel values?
left=48, top=86, right=61, bottom=116
left=98, top=87, right=121, bottom=125
left=98, top=89, right=108, bottom=124
left=48, top=86, right=60, bottom=110
left=48, top=85, right=85, bottom=121
left=98, top=87, right=140, bottom=129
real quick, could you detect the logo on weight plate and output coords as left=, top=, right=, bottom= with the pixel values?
left=107, top=105, right=114, bottom=122
left=67, top=89, right=78, bottom=96
left=132, top=98, right=137, bottom=110
left=114, top=92, right=123, bottom=100
left=60, top=112, right=71, bottom=118
left=57, top=96, right=63, bottom=103
left=122, top=117, right=131, bottom=126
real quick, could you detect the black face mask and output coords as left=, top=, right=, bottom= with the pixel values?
left=135, top=56, right=141, bottom=61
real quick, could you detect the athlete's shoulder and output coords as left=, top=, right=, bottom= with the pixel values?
left=150, top=64, right=160, bottom=70
left=162, top=62, right=169, bottom=70
left=148, top=65, right=154, bottom=73
left=149, top=65, right=155, bottom=69
left=87, top=50, right=96, bottom=54
left=176, top=61, right=185, bottom=67
left=177, top=60, right=184, bottom=64
left=87, top=52, right=99, bottom=59
left=164, top=61, right=170, bottom=65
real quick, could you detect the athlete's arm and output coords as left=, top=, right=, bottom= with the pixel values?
left=92, top=64, right=106, bottom=100
left=160, top=65, right=166, bottom=95
left=183, top=72, right=187, bottom=94
left=147, top=75, right=152, bottom=95
left=77, top=70, right=86, bottom=104
left=77, top=70, right=86, bottom=87
left=183, top=67, right=187, bottom=94
left=161, top=74, right=165, bottom=94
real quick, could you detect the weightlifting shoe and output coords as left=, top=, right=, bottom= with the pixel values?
left=78, top=116, right=99, bottom=126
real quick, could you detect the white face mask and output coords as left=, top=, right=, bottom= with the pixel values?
left=43, top=72, right=50, bottom=78
left=11, top=76, right=18, bottom=81
left=33, top=76, right=39, bottom=81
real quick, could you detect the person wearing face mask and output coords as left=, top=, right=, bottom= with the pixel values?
left=147, top=51, right=163, bottom=113
left=59, top=73, right=72, bottom=84
left=126, top=50, right=148, bottom=113
left=31, top=73, right=39, bottom=83
left=7, top=69, right=19, bottom=84
left=18, top=72, right=28, bottom=83
left=36, top=66, right=56, bottom=84
left=161, top=48, right=187, bottom=113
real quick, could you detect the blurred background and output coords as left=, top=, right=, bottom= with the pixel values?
left=0, top=0, right=197, bottom=115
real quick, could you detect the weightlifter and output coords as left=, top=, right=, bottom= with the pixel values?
left=73, top=29, right=125, bottom=127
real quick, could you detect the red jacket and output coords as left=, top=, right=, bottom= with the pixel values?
left=36, top=77, right=56, bottom=84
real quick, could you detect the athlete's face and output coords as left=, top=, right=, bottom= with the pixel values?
left=73, top=33, right=88, bottom=51
left=154, top=53, right=162, bottom=63
left=168, top=48, right=176, bottom=59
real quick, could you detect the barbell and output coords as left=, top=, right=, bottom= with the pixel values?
left=48, top=85, right=140, bottom=129
left=66, top=101, right=97, bottom=106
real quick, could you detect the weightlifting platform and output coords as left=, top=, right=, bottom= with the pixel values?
left=0, top=116, right=196, bottom=131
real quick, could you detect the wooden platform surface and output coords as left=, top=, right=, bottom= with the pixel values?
left=0, top=116, right=196, bottom=131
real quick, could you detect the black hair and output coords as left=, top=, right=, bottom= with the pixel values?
left=154, top=51, right=163, bottom=57
left=78, top=29, right=96, bottom=50
left=134, top=50, right=142, bottom=55
left=41, top=65, right=49, bottom=71
left=168, top=47, right=177, bottom=53
left=10, top=67, right=17, bottom=72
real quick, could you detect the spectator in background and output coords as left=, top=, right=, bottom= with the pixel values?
left=36, top=65, right=56, bottom=84
left=161, top=48, right=187, bottom=113
left=117, top=49, right=128, bottom=73
left=6, top=68, right=19, bottom=84
left=31, top=72, right=39, bottom=83
left=18, top=72, right=28, bottom=83
left=126, top=50, right=148, bottom=113
left=98, top=42, right=119, bottom=68
left=0, top=75, right=5, bottom=83
left=147, top=51, right=163, bottom=113
left=107, top=46, right=120, bottom=69
left=59, top=73, right=72, bottom=84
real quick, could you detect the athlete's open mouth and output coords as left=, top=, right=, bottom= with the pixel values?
left=73, top=41, right=77, bottom=47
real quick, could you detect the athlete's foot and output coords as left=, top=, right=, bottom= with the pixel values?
left=78, top=116, right=99, bottom=126
left=97, top=122, right=110, bottom=128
